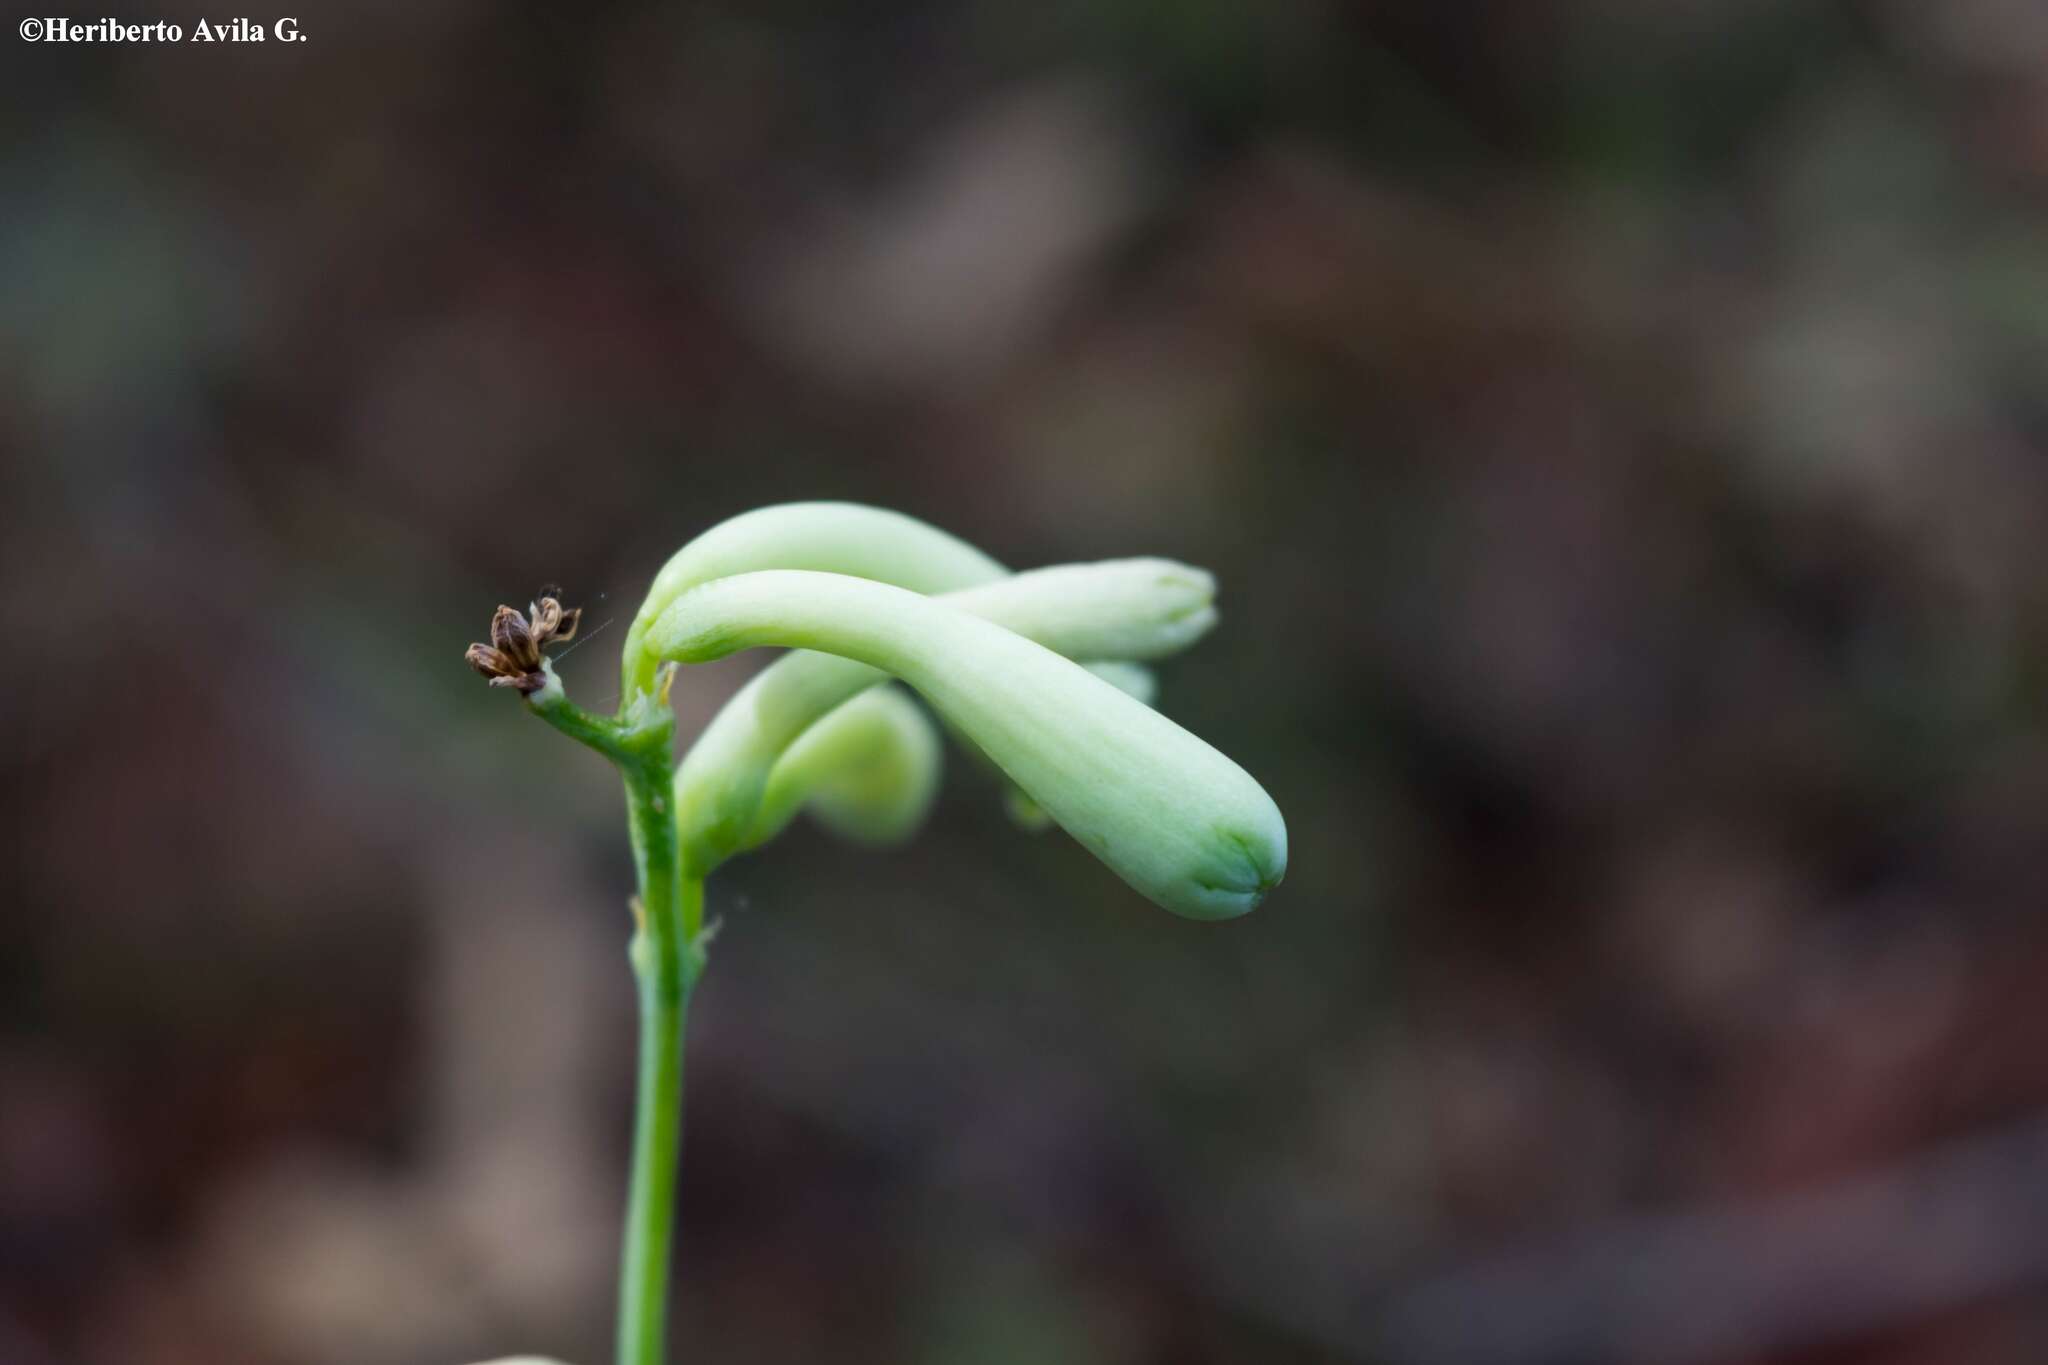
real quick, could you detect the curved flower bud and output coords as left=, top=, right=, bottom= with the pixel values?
left=621, top=502, right=1007, bottom=702
left=747, top=685, right=942, bottom=850
left=1082, top=660, right=1157, bottom=706
left=672, top=559, right=1216, bottom=873
left=999, top=660, right=1159, bottom=831
left=648, top=571, right=1286, bottom=919
left=942, top=560, right=1215, bottom=661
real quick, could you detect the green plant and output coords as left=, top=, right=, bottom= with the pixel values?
left=464, top=503, right=1287, bottom=1365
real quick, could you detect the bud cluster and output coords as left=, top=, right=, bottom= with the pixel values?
left=464, top=593, right=582, bottom=696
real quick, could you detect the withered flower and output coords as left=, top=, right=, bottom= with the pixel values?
left=466, top=591, right=582, bottom=695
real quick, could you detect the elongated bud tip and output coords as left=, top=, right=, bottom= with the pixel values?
left=1186, top=817, right=1287, bottom=920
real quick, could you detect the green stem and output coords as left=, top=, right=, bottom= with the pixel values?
left=528, top=671, right=705, bottom=1365
left=618, top=769, right=699, bottom=1365
left=620, top=912, right=691, bottom=1365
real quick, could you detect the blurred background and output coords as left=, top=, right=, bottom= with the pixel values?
left=7, top=1, right=2048, bottom=1362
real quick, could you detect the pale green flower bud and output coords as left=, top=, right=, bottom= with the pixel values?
left=648, top=571, right=1286, bottom=919
left=940, top=561, right=1215, bottom=661
left=1082, top=660, right=1158, bottom=706
left=998, top=662, right=1157, bottom=832
left=671, top=559, right=1215, bottom=873
left=621, top=502, right=1007, bottom=702
left=747, top=685, right=942, bottom=849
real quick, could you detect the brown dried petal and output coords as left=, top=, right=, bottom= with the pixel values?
left=526, top=595, right=581, bottom=651
left=505, top=667, right=550, bottom=695
left=465, top=643, right=512, bottom=679
left=488, top=605, right=519, bottom=652
left=530, top=597, right=566, bottom=644
left=491, top=605, right=541, bottom=670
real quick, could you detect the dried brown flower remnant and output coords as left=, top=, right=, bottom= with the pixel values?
left=466, top=592, right=582, bottom=695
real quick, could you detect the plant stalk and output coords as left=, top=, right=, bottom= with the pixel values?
left=618, top=743, right=703, bottom=1365
left=529, top=674, right=704, bottom=1365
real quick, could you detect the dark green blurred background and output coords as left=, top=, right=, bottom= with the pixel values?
left=8, top=2, right=2048, bottom=1362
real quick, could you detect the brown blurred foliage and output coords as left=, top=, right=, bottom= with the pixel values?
left=6, top=1, right=2048, bottom=1362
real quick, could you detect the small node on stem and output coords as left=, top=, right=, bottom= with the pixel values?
left=687, top=915, right=722, bottom=979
